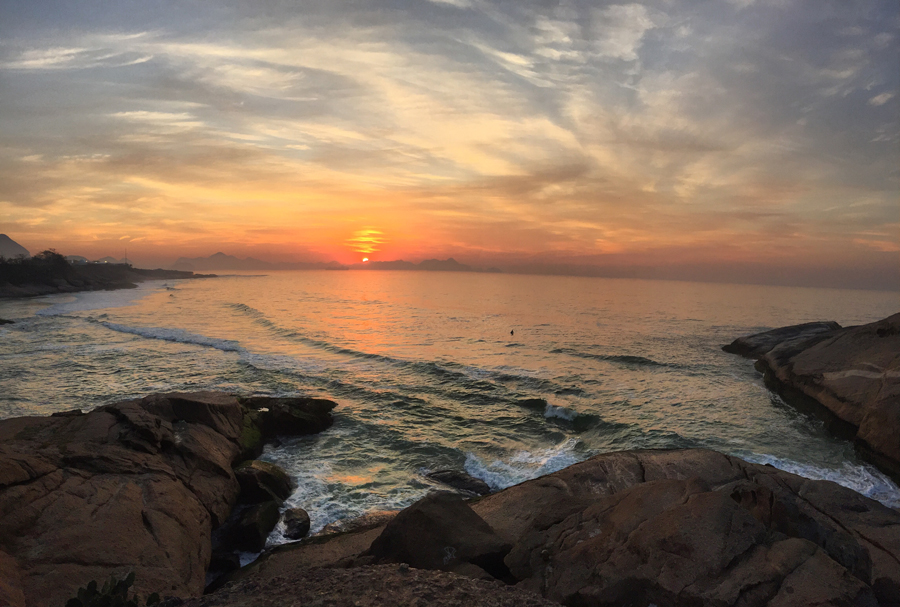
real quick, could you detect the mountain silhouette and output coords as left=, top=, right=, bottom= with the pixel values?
left=0, top=235, right=30, bottom=259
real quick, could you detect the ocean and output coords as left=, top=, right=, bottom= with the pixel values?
left=1, top=271, right=898, bottom=549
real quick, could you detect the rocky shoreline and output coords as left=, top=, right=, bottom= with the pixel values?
left=723, top=313, right=900, bottom=483
left=0, top=264, right=214, bottom=299
left=1, top=385, right=899, bottom=606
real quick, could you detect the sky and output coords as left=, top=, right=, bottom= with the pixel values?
left=0, top=0, right=898, bottom=289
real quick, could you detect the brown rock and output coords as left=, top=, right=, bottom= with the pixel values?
left=282, top=507, right=310, bottom=540
left=0, top=392, right=246, bottom=607
left=365, top=492, right=512, bottom=580
left=427, top=469, right=492, bottom=496
left=731, top=313, right=900, bottom=480
left=472, top=449, right=900, bottom=606
left=180, top=564, right=561, bottom=607
left=722, top=321, right=841, bottom=357
left=241, top=396, right=337, bottom=439
left=205, top=449, right=900, bottom=607
left=234, top=460, right=293, bottom=504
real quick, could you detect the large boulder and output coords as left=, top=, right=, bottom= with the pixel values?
left=365, top=492, right=512, bottom=579
left=234, top=460, right=293, bottom=503
left=0, top=392, right=245, bottom=607
left=473, top=448, right=900, bottom=606
left=282, top=507, right=311, bottom=540
left=0, top=391, right=339, bottom=607
left=726, top=314, right=900, bottom=480
left=241, top=396, right=337, bottom=440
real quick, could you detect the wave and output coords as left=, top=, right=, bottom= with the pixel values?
left=100, top=322, right=243, bottom=353
left=227, top=301, right=578, bottom=395
left=739, top=453, right=900, bottom=509
left=463, top=439, right=584, bottom=491
left=551, top=347, right=674, bottom=368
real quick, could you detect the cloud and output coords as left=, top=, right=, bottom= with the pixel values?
left=869, top=92, right=894, bottom=106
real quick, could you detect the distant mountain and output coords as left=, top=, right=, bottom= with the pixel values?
left=171, top=252, right=346, bottom=271
left=417, top=258, right=471, bottom=272
left=172, top=252, right=272, bottom=271
left=350, top=257, right=479, bottom=272
left=0, top=235, right=30, bottom=259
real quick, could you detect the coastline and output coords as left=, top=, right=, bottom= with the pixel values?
left=1, top=391, right=897, bottom=606
left=0, top=265, right=215, bottom=299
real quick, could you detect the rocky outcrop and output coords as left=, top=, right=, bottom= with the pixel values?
left=725, top=314, right=900, bottom=480
left=181, top=564, right=561, bottom=607
left=224, top=449, right=900, bottom=606
left=722, top=321, right=841, bottom=358
left=0, top=391, right=337, bottom=607
left=427, top=469, right=492, bottom=496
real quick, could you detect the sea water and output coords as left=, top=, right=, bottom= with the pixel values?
left=1, top=272, right=897, bottom=546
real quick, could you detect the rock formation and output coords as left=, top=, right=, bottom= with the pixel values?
left=214, top=448, right=900, bottom=606
left=724, top=313, right=900, bottom=481
left=0, top=391, right=336, bottom=607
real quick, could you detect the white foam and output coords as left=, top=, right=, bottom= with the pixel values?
left=741, top=453, right=900, bottom=509
left=101, top=322, right=242, bottom=352
left=544, top=403, right=578, bottom=421
left=464, top=439, right=583, bottom=491
left=35, top=281, right=166, bottom=316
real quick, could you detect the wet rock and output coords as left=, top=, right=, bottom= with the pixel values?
left=365, top=492, right=512, bottom=580
left=282, top=507, right=310, bottom=540
left=230, top=501, right=281, bottom=553
left=726, top=313, right=900, bottom=481
left=234, top=460, right=292, bottom=504
left=318, top=510, right=398, bottom=535
left=722, top=321, right=841, bottom=357
left=427, top=469, right=492, bottom=496
left=203, top=449, right=900, bottom=607
left=241, top=396, right=337, bottom=440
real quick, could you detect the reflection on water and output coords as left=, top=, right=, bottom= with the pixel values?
left=1, top=272, right=898, bottom=540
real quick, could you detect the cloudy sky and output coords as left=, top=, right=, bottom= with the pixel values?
left=0, top=0, right=897, bottom=288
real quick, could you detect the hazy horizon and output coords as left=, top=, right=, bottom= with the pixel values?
left=1, top=1, right=897, bottom=291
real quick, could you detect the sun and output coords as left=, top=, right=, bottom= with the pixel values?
left=362, top=257, right=369, bottom=262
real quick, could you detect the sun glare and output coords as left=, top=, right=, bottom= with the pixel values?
left=362, top=257, right=369, bottom=262
left=346, top=228, right=385, bottom=255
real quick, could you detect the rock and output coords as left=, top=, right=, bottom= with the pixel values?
left=229, top=501, right=281, bottom=553
left=179, top=564, right=561, bottom=607
left=0, top=391, right=341, bottom=607
left=471, top=448, right=900, bottom=606
left=726, top=314, right=900, bottom=481
left=282, top=507, right=310, bottom=540
left=202, top=448, right=900, bottom=607
left=241, top=396, right=337, bottom=440
left=0, top=392, right=245, bottom=607
left=0, top=318, right=12, bottom=325
left=318, top=510, right=399, bottom=535
left=234, top=460, right=293, bottom=504
left=722, top=321, right=841, bottom=357
left=427, top=469, right=492, bottom=496
left=365, top=492, right=512, bottom=580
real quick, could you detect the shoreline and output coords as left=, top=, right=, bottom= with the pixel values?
left=1, top=392, right=897, bottom=606
left=0, top=263, right=215, bottom=300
